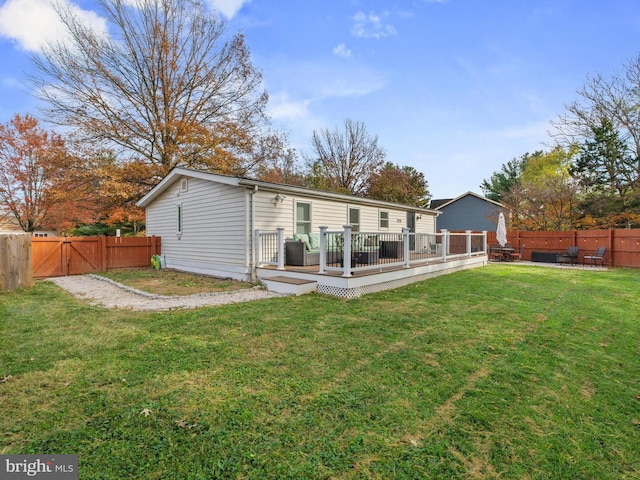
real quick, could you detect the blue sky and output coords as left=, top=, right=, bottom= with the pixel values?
left=1, top=0, right=639, bottom=199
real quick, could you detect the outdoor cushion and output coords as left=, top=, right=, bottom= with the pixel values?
left=308, top=233, right=320, bottom=250
left=293, top=233, right=311, bottom=251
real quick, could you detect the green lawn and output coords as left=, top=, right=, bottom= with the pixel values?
left=1, top=265, right=639, bottom=479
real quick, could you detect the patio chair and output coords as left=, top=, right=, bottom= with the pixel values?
left=558, top=246, right=579, bottom=265
left=488, top=244, right=504, bottom=262
left=583, top=247, right=606, bottom=267
left=507, top=244, right=525, bottom=262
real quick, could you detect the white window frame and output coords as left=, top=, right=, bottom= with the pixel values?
left=379, top=210, right=389, bottom=229
left=295, top=201, right=312, bottom=234
left=349, top=207, right=360, bottom=232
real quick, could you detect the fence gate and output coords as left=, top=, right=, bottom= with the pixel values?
left=32, top=237, right=102, bottom=278
left=32, top=236, right=161, bottom=278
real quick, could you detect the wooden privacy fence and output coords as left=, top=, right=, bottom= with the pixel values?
left=484, top=229, right=640, bottom=267
left=0, top=233, right=34, bottom=290
left=32, top=236, right=161, bottom=278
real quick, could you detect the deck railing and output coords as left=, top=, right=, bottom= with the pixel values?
left=255, top=228, right=284, bottom=270
left=256, top=226, right=487, bottom=277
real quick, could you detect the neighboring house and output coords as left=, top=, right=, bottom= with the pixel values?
left=430, top=192, right=504, bottom=232
left=137, top=167, right=441, bottom=281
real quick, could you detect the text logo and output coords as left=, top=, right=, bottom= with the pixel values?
left=1, top=455, right=77, bottom=479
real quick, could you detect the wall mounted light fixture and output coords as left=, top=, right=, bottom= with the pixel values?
left=273, top=193, right=287, bottom=205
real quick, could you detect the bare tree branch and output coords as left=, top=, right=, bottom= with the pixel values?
left=30, top=0, right=271, bottom=179
left=308, top=118, right=385, bottom=195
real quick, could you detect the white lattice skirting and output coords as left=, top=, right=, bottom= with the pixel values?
left=314, top=257, right=486, bottom=298
left=316, top=276, right=423, bottom=298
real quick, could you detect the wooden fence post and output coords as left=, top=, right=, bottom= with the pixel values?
left=0, top=233, right=33, bottom=291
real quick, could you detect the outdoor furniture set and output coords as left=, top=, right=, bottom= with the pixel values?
left=530, top=246, right=607, bottom=266
left=488, top=244, right=523, bottom=262
left=285, top=233, right=380, bottom=267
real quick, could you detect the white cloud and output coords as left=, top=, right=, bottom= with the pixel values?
left=332, top=43, right=351, bottom=59
left=267, top=92, right=312, bottom=121
left=351, top=11, right=397, bottom=39
left=207, top=0, right=249, bottom=19
left=0, top=0, right=106, bottom=52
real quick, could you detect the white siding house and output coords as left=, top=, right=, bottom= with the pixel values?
left=138, top=168, right=440, bottom=281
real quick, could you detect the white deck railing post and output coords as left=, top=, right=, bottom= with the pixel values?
left=402, top=227, right=410, bottom=268
left=441, top=229, right=448, bottom=262
left=276, top=227, right=285, bottom=270
left=255, top=229, right=262, bottom=267
left=318, top=226, right=327, bottom=274
left=342, top=225, right=352, bottom=277
left=482, top=230, right=487, bottom=256
left=466, top=230, right=472, bottom=257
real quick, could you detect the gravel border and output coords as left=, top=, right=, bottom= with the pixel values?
left=47, top=274, right=284, bottom=311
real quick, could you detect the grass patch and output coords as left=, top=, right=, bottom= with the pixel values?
left=1, top=265, right=639, bottom=478
left=96, top=268, right=254, bottom=296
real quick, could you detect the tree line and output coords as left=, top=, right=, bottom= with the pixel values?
left=482, top=56, right=640, bottom=230
left=0, top=0, right=429, bottom=235
left=1, top=0, right=638, bottom=235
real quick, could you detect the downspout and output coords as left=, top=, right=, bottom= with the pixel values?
left=250, top=185, right=258, bottom=281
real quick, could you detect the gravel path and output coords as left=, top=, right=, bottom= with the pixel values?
left=47, top=274, right=284, bottom=311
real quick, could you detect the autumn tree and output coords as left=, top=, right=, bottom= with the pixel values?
left=307, top=118, right=386, bottom=195
left=31, top=0, right=274, bottom=183
left=365, top=162, right=430, bottom=206
left=0, top=114, right=99, bottom=233
left=481, top=152, right=536, bottom=202
left=256, top=146, right=305, bottom=186
left=499, top=147, right=581, bottom=231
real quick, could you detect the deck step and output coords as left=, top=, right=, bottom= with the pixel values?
left=260, top=276, right=317, bottom=295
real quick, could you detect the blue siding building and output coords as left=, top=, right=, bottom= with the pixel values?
left=431, top=192, right=505, bottom=232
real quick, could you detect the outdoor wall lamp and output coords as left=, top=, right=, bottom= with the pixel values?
left=273, top=193, right=286, bottom=205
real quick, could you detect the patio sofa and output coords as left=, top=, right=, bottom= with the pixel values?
left=285, top=233, right=380, bottom=267
left=285, top=233, right=321, bottom=266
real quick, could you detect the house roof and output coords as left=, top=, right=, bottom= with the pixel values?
left=137, top=167, right=440, bottom=215
left=430, top=191, right=503, bottom=210
left=429, top=198, right=452, bottom=209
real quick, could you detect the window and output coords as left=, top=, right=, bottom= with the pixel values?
left=296, top=202, right=311, bottom=234
left=176, top=204, right=183, bottom=234
left=379, top=210, right=389, bottom=229
left=180, top=178, right=188, bottom=193
left=349, top=207, right=360, bottom=232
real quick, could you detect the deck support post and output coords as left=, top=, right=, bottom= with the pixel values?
left=466, top=230, right=472, bottom=257
left=276, top=227, right=285, bottom=270
left=402, top=227, right=410, bottom=268
left=342, top=225, right=352, bottom=277
left=318, top=226, right=328, bottom=274
left=441, top=229, right=448, bottom=262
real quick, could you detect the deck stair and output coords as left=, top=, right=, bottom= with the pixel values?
left=261, top=275, right=317, bottom=295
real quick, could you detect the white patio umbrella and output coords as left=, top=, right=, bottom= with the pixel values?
left=496, top=212, right=507, bottom=247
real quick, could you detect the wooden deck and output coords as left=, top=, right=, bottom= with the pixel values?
left=257, top=254, right=488, bottom=298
